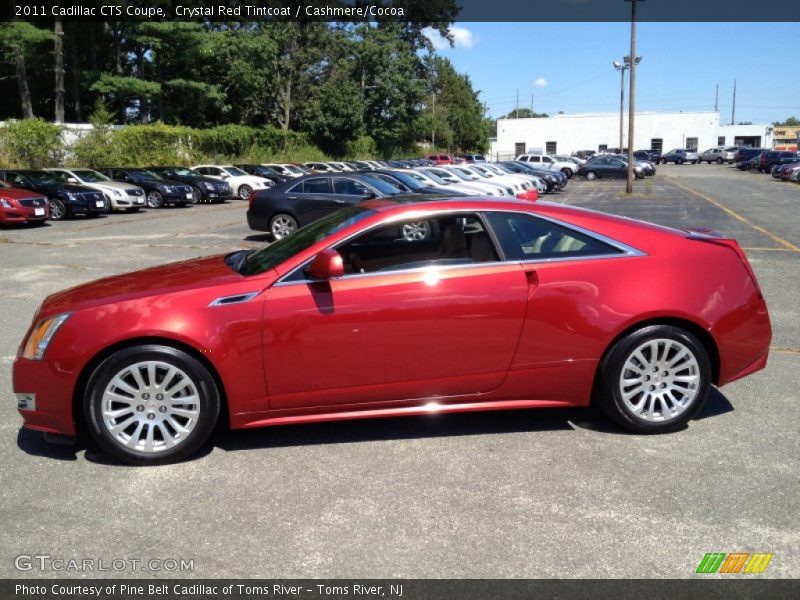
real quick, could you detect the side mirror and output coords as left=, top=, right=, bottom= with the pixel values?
left=361, top=191, right=377, bottom=200
left=306, top=248, right=344, bottom=280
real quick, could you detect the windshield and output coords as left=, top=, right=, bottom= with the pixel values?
left=168, top=167, right=194, bottom=176
left=493, top=164, right=514, bottom=174
left=285, top=165, right=305, bottom=175
left=241, top=206, right=376, bottom=275
left=137, top=170, right=166, bottom=181
left=25, top=171, right=60, bottom=184
left=450, top=168, right=476, bottom=181
left=224, top=167, right=248, bottom=176
left=72, top=169, right=110, bottom=182
left=384, top=171, right=425, bottom=191
left=359, top=174, right=402, bottom=195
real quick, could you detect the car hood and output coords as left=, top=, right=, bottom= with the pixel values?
left=0, top=187, right=47, bottom=200
left=85, top=181, right=139, bottom=191
left=39, top=254, right=275, bottom=315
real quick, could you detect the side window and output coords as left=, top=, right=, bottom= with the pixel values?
left=485, top=212, right=624, bottom=261
left=195, top=168, right=208, bottom=175
left=333, top=178, right=370, bottom=195
left=531, top=156, right=541, bottom=163
left=302, top=178, right=331, bottom=194
left=8, top=173, right=26, bottom=187
left=610, top=159, right=625, bottom=168
left=334, top=214, right=499, bottom=275
left=49, top=171, right=68, bottom=183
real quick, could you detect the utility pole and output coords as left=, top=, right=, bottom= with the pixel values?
left=515, top=89, right=519, bottom=118
left=625, top=0, right=639, bottom=194
left=614, top=60, right=628, bottom=153
left=714, top=84, right=719, bottom=112
left=731, top=79, right=737, bottom=125
left=54, top=16, right=65, bottom=123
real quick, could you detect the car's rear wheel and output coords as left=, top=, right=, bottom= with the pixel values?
left=270, top=213, right=298, bottom=240
left=146, top=191, right=164, bottom=208
left=676, top=158, right=684, bottom=165
left=585, top=171, right=597, bottom=181
left=716, top=157, right=723, bottom=164
left=595, top=325, right=711, bottom=433
left=49, top=198, right=66, bottom=220
left=238, top=184, right=253, bottom=200
left=561, top=168, right=572, bottom=177
left=84, top=345, right=220, bottom=465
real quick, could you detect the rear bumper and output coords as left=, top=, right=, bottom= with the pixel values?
left=715, top=296, right=772, bottom=387
left=247, top=210, right=270, bottom=232
left=12, top=357, right=77, bottom=436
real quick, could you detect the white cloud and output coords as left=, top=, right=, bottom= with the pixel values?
left=534, top=78, right=549, bottom=87
left=423, top=26, right=478, bottom=51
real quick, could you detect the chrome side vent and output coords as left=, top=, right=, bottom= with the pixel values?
left=208, top=292, right=260, bottom=307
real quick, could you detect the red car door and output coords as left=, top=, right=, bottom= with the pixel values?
left=262, top=229, right=528, bottom=410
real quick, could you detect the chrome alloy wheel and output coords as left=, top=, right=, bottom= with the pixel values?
left=618, top=338, right=701, bottom=423
left=270, top=215, right=297, bottom=239
left=402, top=221, right=429, bottom=241
left=101, top=361, right=200, bottom=453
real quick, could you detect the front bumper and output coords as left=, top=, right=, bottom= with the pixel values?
left=1, top=205, right=48, bottom=223
left=108, top=192, right=146, bottom=209
left=13, top=357, right=77, bottom=436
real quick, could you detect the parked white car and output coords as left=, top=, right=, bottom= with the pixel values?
left=45, top=168, right=146, bottom=211
left=464, top=164, right=531, bottom=195
left=398, top=169, right=481, bottom=196
left=261, top=163, right=307, bottom=178
left=422, top=167, right=509, bottom=197
left=191, top=165, right=271, bottom=200
left=304, top=162, right=339, bottom=173
left=516, top=153, right=578, bottom=177
left=486, top=162, right=548, bottom=194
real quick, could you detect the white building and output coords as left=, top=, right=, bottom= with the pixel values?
left=491, top=111, right=773, bottom=159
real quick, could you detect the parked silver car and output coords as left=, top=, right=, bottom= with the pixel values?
left=698, top=146, right=738, bottom=164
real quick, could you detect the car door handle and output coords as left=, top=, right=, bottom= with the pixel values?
left=286, top=196, right=297, bottom=200
left=333, top=199, right=347, bottom=204
left=524, top=269, right=538, bottom=286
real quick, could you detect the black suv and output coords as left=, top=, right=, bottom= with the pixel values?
left=757, top=150, right=800, bottom=173
left=147, top=166, right=232, bottom=203
left=0, top=169, right=108, bottom=220
left=733, top=147, right=767, bottom=165
left=98, top=168, right=194, bottom=208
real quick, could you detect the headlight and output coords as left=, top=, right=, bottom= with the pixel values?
left=21, top=313, right=71, bottom=360
left=203, top=182, right=214, bottom=190
left=0, top=198, right=12, bottom=208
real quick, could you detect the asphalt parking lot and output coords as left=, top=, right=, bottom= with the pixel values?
left=0, top=163, right=797, bottom=579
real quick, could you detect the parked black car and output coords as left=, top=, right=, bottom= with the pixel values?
left=733, top=147, right=768, bottom=164
left=502, top=161, right=566, bottom=192
left=757, top=150, right=800, bottom=173
left=0, top=169, right=108, bottom=220
left=362, top=170, right=464, bottom=196
left=633, top=149, right=661, bottom=162
left=147, top=166, right=232, bottom=203
left=247, top=173, right=406, bottom=239
left=234, top=164, right=291, bottom=185
left=579, top=156, right=644, bottom=180
left=98, top=168, right=195, bottom=208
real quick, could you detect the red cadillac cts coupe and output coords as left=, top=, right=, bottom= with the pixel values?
left=0, top=182, right=49, bottom=225
left=13, top=198, right=771, bottom=464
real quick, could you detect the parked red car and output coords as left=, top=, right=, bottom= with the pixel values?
left=427, top=154, right=455, bottom=165
left=0, top=182, right=49, bottom=225
left=13, top=198, right=771, bottom=464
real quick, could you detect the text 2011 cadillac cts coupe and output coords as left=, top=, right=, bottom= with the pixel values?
left=13, top=198, right=771, bottom=464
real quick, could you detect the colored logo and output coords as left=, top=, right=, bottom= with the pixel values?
left=696, top=552, right=773, bottom=574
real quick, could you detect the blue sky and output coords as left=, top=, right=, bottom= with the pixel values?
left=425, top=22, right=800, bottom=125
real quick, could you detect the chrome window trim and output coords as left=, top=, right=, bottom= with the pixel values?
left=271, top=207, right=646, bottom=288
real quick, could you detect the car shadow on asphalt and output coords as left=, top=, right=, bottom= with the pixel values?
left=244, top=233, right=272, bottom=243
left=14, top=389, right=734, bottom=463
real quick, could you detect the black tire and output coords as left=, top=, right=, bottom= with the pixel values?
left=716, top=157, right=723, bottom=164
left=83, top=345, right=221, bottom=465
left=594, top=325, right=711, bottom=434
left=585, top=171, right=597, bottom=181
left=560, top=168, right=572, bottom=178
left=191, top=186, right=203, bottom=204
left=146, top=191, right=164, bottom=208
left=49, top=198, right=67, bottom=220
left=676, top=158, right=684, bottom=165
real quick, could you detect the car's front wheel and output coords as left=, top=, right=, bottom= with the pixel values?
left=585, top=171, right=597, bottom=181
left=84, top=345, right=220, bottom=465
left=191, top=186, right=203, bottom=204
left=146, top=191, right=164, bottom=208
left=238, top=184, right=253, bottom=200
left=270, top=213, right=298, bottom=240
left=595, top=325, right=711, bottom=433
left=49, top=198, right=67, bottom=220
left=716, top=157, right=723, bottom=164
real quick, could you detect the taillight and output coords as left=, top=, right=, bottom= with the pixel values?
left=516, top=190, right=538, bottom=202
left=689, top=234, right=763, bottom=297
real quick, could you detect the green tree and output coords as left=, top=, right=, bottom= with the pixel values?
left=0, top=23, right=52, bottom=118
left=773, top=116, right=800, bottom=126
